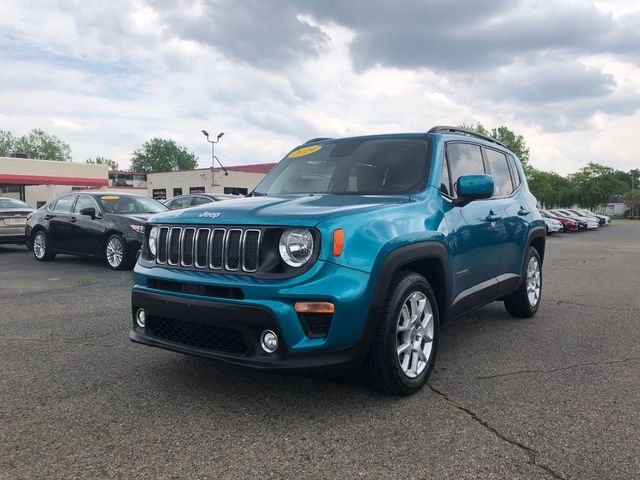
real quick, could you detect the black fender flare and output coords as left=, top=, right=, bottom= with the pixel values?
left=353, top=241, right=450, bottom=367
left=525, top=226, right=546, bottom=264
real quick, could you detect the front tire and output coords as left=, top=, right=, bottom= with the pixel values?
left=365, top=272, right=439, bottom=396
left=504, top=247, right=542, bottom=318
left=32, top=230, right=56, bottom=261
left=104, top=234, right=132, bottom=270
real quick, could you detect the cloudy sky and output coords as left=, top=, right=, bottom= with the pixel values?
left=1, top=0, right=639, bottom=174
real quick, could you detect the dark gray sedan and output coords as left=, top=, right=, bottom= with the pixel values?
left=0, top=197, right=34, bottom=246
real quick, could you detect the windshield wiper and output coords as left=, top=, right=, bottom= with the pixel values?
left=249, top=191, right=267, bottom=197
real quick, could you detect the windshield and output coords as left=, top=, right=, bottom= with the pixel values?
left=97, top=195, right=168, bottom=214
left=253, top=137, right=429, bottom=196
left=0, top=198, right=31, bottom=209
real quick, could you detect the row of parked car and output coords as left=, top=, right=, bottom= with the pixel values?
left=0, top=193, right=234, bottom=269
left=1, top=193, right=609, bottom=270
left=539, top=208, right=610, bottom=234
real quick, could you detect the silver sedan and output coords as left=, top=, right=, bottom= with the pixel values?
left=0, top=197, right=34, bottom=246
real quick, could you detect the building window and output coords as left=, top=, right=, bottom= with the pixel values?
left=224, top=187, right=248, bottom=195
left=190, top=186, right=205, bottom=194
left=173, top=187, right=182, bottom=197
left=152, top=188, right=167, bottom=200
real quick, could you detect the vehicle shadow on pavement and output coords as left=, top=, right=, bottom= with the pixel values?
left=137, top=303, right=519, bottom=404
left=0, top=245, right=29, bottom=254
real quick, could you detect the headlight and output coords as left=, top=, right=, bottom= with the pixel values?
left=130, top=224, right=145, bottom=234
left=279, top=229, right=314, bottom=267
left=148, top=226, right=159, bottom=256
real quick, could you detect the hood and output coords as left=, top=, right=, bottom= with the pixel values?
left=148, top=194, right=411, bottom=226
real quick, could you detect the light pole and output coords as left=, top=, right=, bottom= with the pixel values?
left=202, top=130, right=228, bottom=190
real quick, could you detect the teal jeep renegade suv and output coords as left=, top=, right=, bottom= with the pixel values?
left=130, top=126, right=545, bottom=395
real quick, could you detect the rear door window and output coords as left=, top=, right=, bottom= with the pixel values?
left=52, top=195, right=75, bottom=213
left=484, top=148, right=515, bottom=197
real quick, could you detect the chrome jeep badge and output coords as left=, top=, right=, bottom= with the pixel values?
left=198, top=211, right=221, bottom=219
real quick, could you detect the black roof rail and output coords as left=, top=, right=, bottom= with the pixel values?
left=303, top=137, right=332, bottom=144
left=428, top=125, right=507, bottom=149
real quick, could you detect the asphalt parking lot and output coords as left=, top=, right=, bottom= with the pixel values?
left=1, top=222, right=639, bottom=480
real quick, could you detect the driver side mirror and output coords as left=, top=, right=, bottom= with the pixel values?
left=80, top=207, right=97, bottom=219
left=454, top=175, right=494, bottom=206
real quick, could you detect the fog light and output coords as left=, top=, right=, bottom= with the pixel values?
left=136, top=308, right=146, bottom=328
left=260, top=330, right=278, bottom=354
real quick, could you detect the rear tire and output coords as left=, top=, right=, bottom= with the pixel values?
left=32, top=230, right=56, bottom=261
left=365, top=272, right=439, bottom=396
left=504, top=247, right=542, bottom=318
left=104, top=234, right=132, bottom=270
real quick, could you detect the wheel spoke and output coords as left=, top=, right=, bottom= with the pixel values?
left=409, top=350, right=419, bottom=375
left=397, top=342, right=411, bottom=356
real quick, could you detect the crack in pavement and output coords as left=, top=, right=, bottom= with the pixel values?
left=428, top=382, right=567, bottom=480
left=547, top=298, right=638, bottom=312
left=473, top=356, right=640, bottom=380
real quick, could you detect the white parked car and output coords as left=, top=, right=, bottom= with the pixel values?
left=557, top=209, right=599, bottom=230
left=573, top=209, right=610, bottom=225
left=543, top=217, right=563, bottom=234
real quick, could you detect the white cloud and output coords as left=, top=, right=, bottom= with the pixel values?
left=0, top=0, right=638, bottom=175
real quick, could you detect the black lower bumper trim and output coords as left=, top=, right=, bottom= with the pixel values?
left=130, top=290, right=362, bottom=372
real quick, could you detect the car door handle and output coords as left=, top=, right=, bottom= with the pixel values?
left=69, top=217, right=77, bottom=223
left=518, top=207, right=530, bottom=216
left=485, top=213, right=501, bottom=222
left=44, top=214, right=53, bottom=220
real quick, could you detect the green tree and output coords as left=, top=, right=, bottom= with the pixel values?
left=130, top=138, right=198, bottom=172
left=86, top=156, right=119, bottom=171
left=526, top=168, right=574, bottom=208
left=622, top=190, right=640, bottom=218
left=568, top=163, right=624, bottom=211
left=13, top=128, right=72, bottom=161
left=460, top=123, right=530, bottom=167
left=0, top=130, right=16, bottom=156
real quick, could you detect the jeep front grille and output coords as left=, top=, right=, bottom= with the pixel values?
left=155, top=225, right=261, bottom=273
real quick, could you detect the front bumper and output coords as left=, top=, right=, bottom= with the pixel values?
left=130, top=260, right=374, bottom=371
left=130, top=290, right=362, bottom=371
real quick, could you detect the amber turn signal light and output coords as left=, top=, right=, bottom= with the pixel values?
left=295, top=302, right=335, bottom=314
left=333, top=229, right=344, bottom=256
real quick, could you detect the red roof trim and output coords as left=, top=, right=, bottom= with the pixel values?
left=147, top=163, right=277, bottom=174
left=225, top=163, right=275, bottom=174
left=0, top=174, right=108, bottom=187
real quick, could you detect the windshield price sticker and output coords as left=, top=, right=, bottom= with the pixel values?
left=101, top=195, right=120, bottom=200
left=288, top=145, right=322, bottom=158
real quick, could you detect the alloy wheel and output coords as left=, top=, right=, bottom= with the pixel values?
left=526, top=256, right=541, bottom=306
left=33, top=232, right=46, bottom=259
left=396, top=291, right=434, bottom=378
left=106, top=237, right=123, bottom=268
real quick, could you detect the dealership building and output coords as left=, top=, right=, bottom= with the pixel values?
left=1, top=157, right=274, bottom=206
left=147, top=163, right=274, bottom=199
